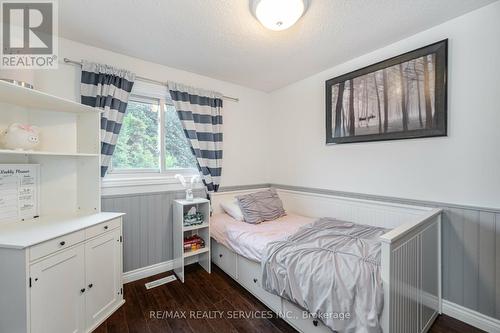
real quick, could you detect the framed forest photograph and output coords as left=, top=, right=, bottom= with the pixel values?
left=326, top=39, right=448, bottom=144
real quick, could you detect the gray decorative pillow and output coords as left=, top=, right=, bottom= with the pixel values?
left=236, top=188, right=286, bottom=224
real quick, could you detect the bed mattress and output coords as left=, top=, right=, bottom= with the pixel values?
left=210, top=212, right=315, bottom=262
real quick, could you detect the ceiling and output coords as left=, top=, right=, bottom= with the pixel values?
left=59, top=0, right=496, bottom=92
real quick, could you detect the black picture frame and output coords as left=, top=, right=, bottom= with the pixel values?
left=325, top=39, right=448, bottom=144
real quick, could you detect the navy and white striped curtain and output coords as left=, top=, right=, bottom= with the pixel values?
left=168, top=82, right=223, bottom=193
left=80, top=61, right=135, bottom=177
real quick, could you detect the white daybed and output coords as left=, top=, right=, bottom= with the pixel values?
left=210, top=188, right=442, bottom=333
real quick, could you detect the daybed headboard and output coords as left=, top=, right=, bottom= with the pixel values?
left=211, top=187, right=437, bottom=229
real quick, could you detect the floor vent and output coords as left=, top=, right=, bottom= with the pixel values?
left=145, top=275, right=177, bottom=290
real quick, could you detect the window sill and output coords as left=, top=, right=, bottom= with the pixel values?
left=101, top=172, right=203, bottom=197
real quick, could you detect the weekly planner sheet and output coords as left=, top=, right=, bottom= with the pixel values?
left=0, top=164, right=39, bottom=223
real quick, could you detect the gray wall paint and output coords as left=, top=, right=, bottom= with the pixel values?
left=103, top=183, right=500, bottom=320
left=101, top=189, right=204, bottom=272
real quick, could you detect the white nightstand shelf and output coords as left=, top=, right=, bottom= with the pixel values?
left=173, top=198, right=211, bottom=283
left=183, top=222, right=210, bottom=232
left=183, top=247, right=210, bottom=258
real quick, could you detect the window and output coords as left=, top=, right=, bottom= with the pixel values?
left=110, top=94, right=198, bottom=175
left=113, top=98, right=160, bottom=170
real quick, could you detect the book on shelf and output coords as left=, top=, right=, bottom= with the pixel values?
left=183, top=235, right=205, bottom=252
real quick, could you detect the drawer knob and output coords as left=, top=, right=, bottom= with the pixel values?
left=219, top=254, right=223, bottom=258
left=88, top=283, right=93, bottom=289
left=59, top=241, right=66, bottom=246
left=80, top=288, right=86, bottom=293
left=104, top=225, right=108, bottom=230
left=253, top=278, right=258, bottom=283
left=313, top=320, right=319, bottom=327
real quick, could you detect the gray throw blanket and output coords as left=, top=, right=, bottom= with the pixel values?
left=261, top=218, right=388, bottom=333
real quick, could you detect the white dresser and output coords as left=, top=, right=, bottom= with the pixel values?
left=0, top=213, right=124, bottom=333
left=0, top=81, right=126, bottom=333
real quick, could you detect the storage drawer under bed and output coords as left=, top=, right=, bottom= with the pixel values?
left=211, top=239, right=237, bottom=278
left=282, top=299, right=331, bottom=333
left=237, top=255, right=282, bottom=313
left=210, top=238, right=335, bottom=332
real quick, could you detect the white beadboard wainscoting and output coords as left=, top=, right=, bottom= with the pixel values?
left=102, top=189, right=205, bottom=274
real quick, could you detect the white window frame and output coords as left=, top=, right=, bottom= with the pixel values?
left=102, top=82, right=199, bottom=192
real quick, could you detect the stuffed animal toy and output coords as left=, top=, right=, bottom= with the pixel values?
left=2, top=123, right=40, bottom=151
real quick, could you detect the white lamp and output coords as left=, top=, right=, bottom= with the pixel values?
left=251, top=0, right=309, bottom=31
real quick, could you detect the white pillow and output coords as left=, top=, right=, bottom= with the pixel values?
left=220, top=200, right=244, bottom=221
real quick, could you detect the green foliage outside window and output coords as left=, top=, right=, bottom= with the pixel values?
left=165, top=105, right=198, bottom=169
left=112, top=99, right=197, bottom=171
left=113, top=101, right=159, bottom=169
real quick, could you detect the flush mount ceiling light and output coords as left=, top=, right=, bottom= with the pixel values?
left=250, top=0, right=309, bottom=31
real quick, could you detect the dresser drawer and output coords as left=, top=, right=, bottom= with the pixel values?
left=85, top=218, right=121, bottom=240
left=30, top=230, right=85, bottom=261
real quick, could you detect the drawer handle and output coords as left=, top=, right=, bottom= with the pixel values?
left=104, top=225, right=108, bottom=230
left=59, top=241, right=66, bottom=246
left=219, top=254, right=223, bottom=258
left=313, top=320, right=319, bottom=327
left=88, top=283, right=93, bottom=289
left=253, top=278, right=258, bottom=283
left=80, top=288, right=86, bottom=293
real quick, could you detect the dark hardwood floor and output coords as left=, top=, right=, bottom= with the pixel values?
left=96, top=264, right=485, bottom=333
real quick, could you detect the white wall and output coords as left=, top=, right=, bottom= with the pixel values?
left=267, top=2, right=500, bottom=209
left=33, top=38, right=270, bottom=188
left=29, top=2, right=500, bottom=208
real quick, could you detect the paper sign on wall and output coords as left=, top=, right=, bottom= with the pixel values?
left=0, top=164, right=40, bottom=223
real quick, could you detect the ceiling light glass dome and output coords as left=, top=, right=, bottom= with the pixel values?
left=251, top=0, right=308, bottom=31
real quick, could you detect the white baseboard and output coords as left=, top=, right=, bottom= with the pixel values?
left=442, top=300, right=500, bottom=333
left=122, top=260, right=174, bottom=284
left=122, top=256, right=199, bottom=284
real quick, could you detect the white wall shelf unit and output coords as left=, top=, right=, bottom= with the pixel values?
left=0, top=80, right=98, bottom=114
left=0, top=149, right=99, bottom=157
left=0, top=106, right=100, bottom=156
left=173, top=198, right=211, bottom=283
left=0, top=81, right=125, bottom=333
left=0, top=81, right=102, bottom=218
